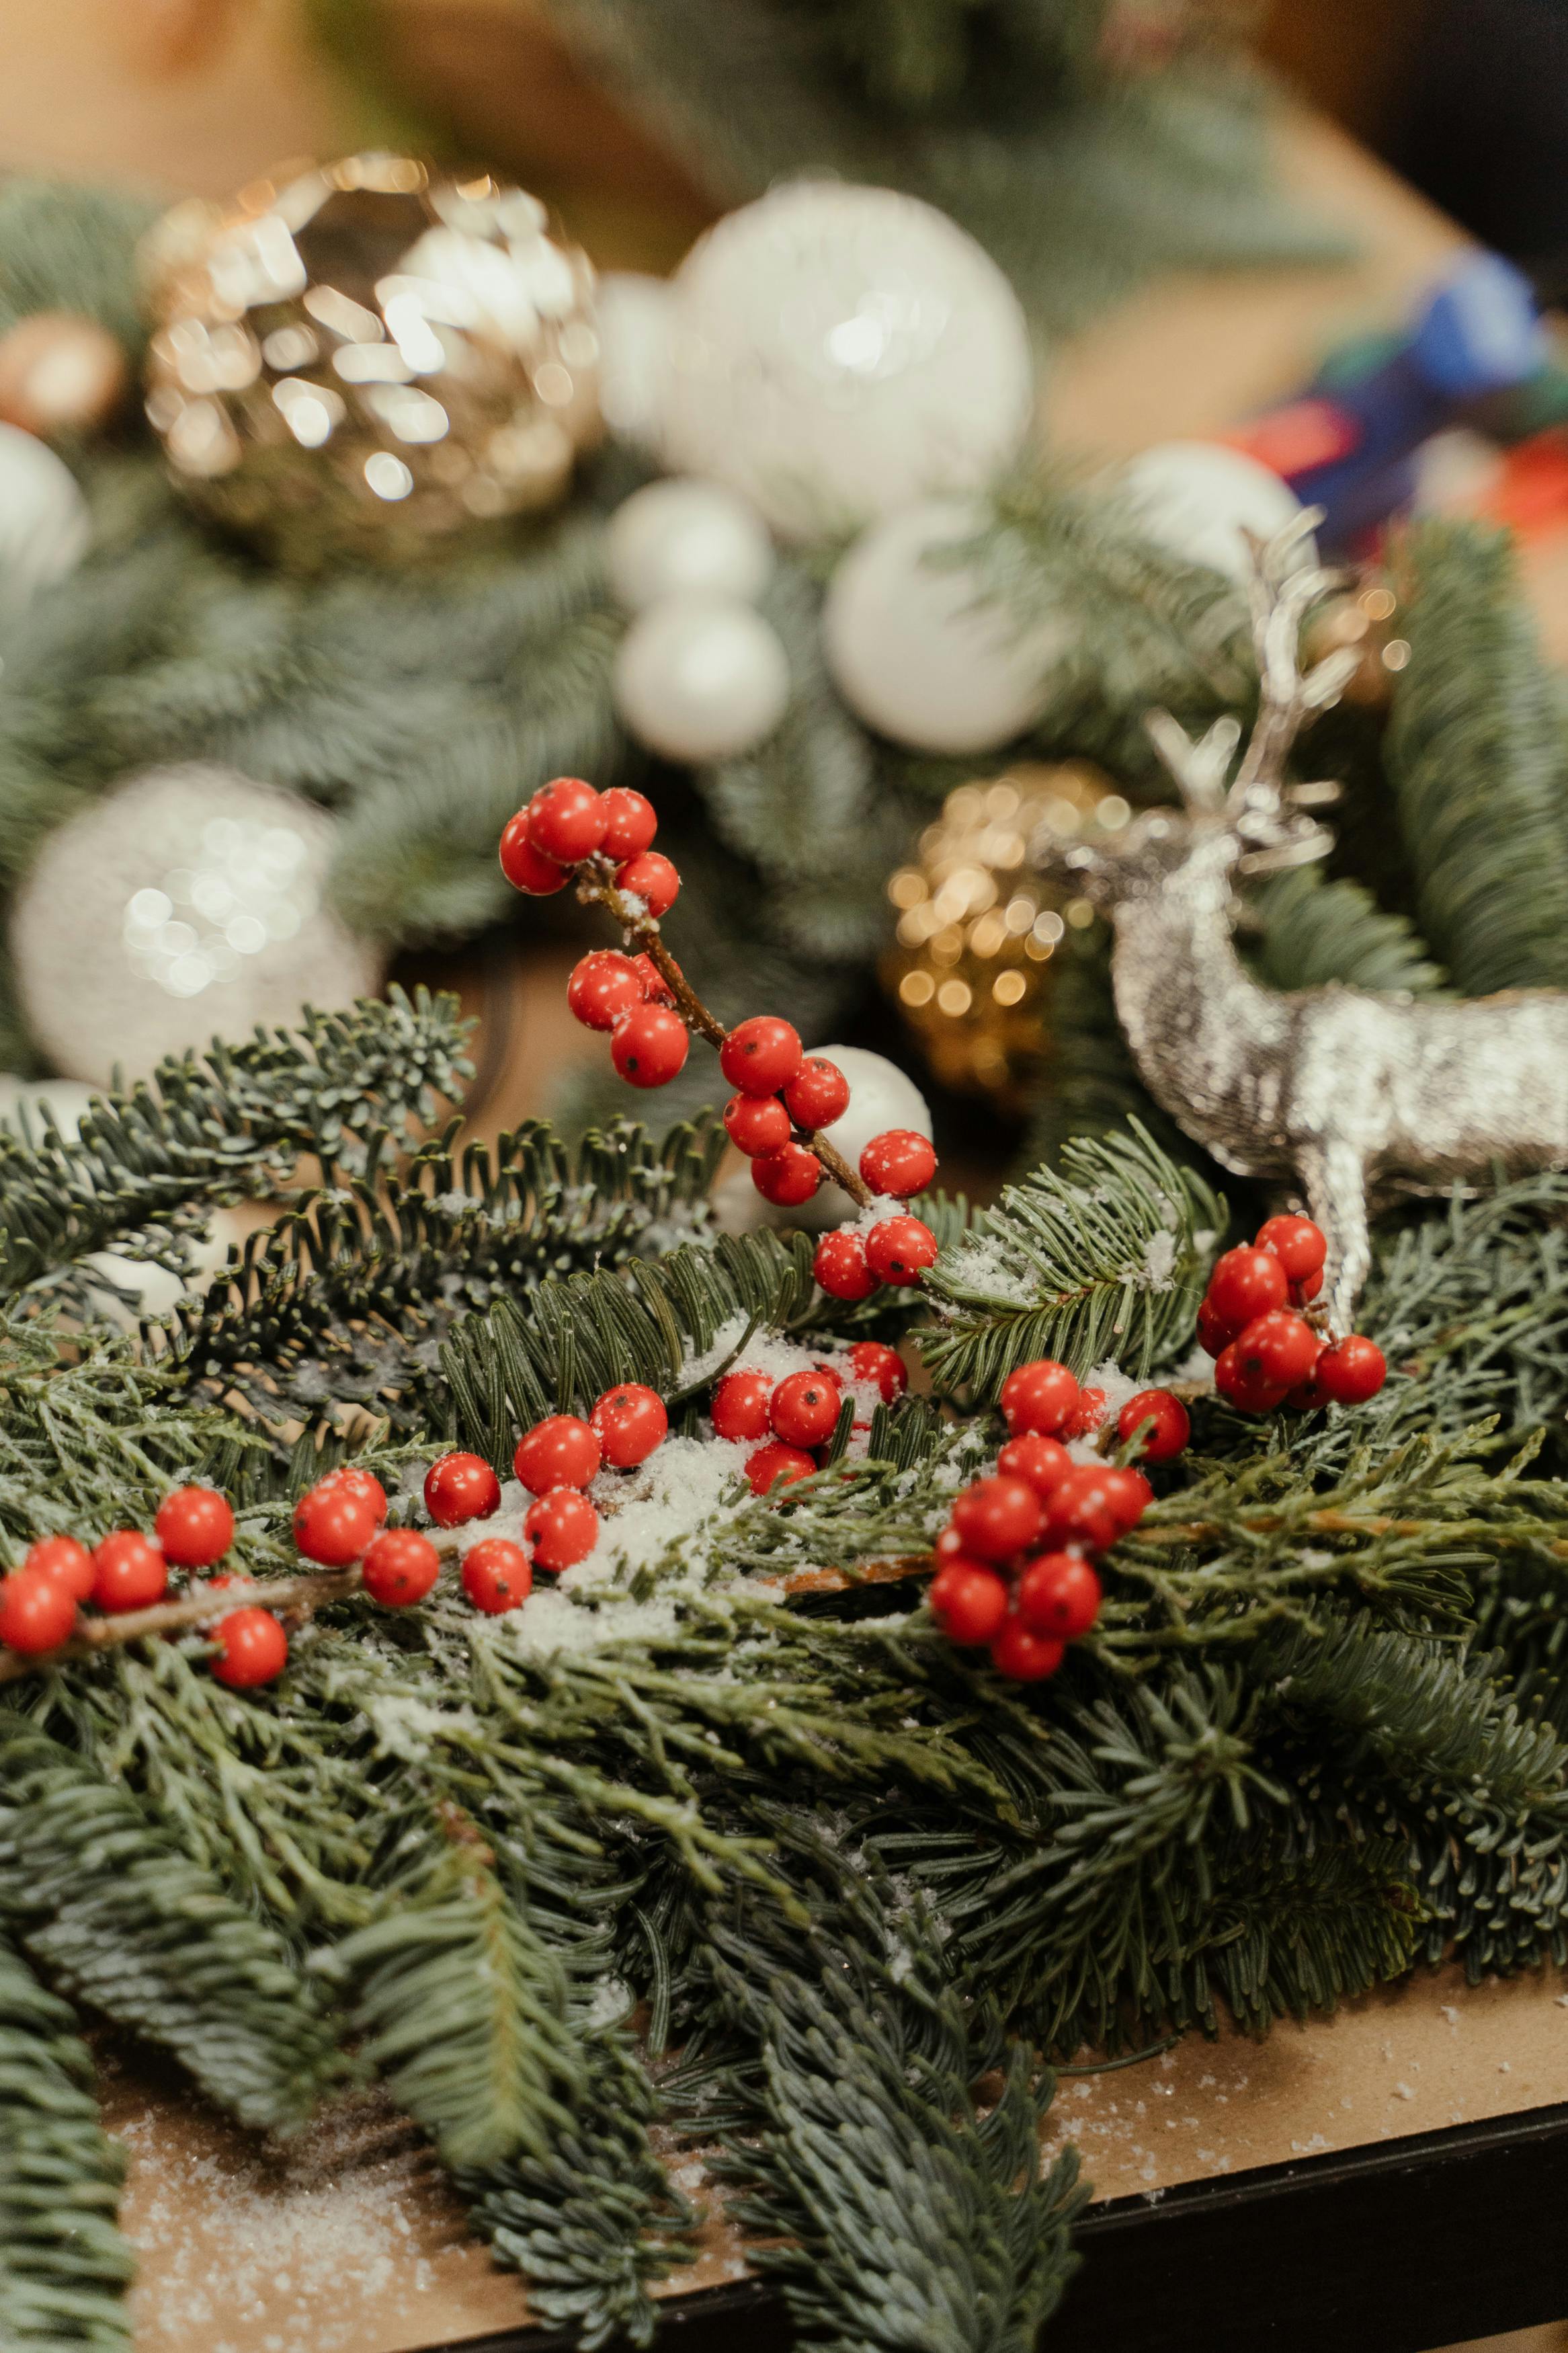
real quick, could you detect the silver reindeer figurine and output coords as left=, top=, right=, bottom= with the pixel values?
left=1034, top=516, right=1568, bottom=1332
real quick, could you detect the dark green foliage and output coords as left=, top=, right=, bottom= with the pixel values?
left=0, top=178, right=160, bottom=353
left=1243, top=865, right=1448, bottom=997
left=921, top=1119, right=1221, bottom=1398
left=0, top=1714, right=339, bottom=2130
left=0, top=1933, right=134, bottom=2349
left=1385, top=520, right=1568, bottom=995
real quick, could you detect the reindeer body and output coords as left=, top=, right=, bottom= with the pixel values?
left=1108, top=830, right=1568, bottom=1324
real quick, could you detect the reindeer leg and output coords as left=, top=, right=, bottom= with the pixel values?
left=1297, top=1139, right=1372, bottom=1333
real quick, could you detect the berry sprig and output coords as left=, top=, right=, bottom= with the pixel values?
left=713, top=1342, right=907, bottom=1492
left=1200, top=1214, right=1387, bottom=1412
left=501, top=778, right=942, bottom=1304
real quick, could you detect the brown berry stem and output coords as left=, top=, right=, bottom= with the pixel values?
left=0, top=1565, right=361, bottom=1687
left=578, top=862, right=876, bottom=1210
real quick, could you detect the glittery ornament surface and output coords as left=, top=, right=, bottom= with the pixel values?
left=143, top=154, right=601, bottom=567
left=885, top=764, right=1129, bottom=1107
left=11, top=766, right=382, bottom=1086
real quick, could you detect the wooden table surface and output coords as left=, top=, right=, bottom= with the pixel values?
left=2, top=26, right=1566, bottom=2348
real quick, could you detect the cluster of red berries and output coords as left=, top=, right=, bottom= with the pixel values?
left=1199, top=1215, right=1386, bottom=1414
left=0, top=1484, right=292, bottom=1688
left=711, top=1343, right=908, bottom=1494
left=928, top=1357, right=1191, bottom=1681
left=419, top=1379, right=670, bottom=1613
left=501, top=779, right=944, bottom=1300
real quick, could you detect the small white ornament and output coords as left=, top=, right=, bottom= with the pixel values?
left=0, top=420, right=90, bottom=607
left=659, top=181, right=1034, bottom=541
left=11, top=764, right=382, bottom=1089
left=593, top=270, right=674, bottom=444
left=613, top=594, right=790, bottom=763
left=715, top=1044, right=934, bottom=1236
left=607, top=477, right=774, bottom=612
left=1118, top=441, right=1312, bottom=584
left=824, top=496, right=1068, bottom=754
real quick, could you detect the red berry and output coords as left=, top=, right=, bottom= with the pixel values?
left=1042, top=1468, right=1123, bottom=1553
left=0, top=1568, right=76, bottom=1654
left=746, top=1441, right=817, bottom=1496
left=1286, top=1365, right=1332, bottom=1411
left=848, top=1340, right=907, bottom=1402
left=997, top=1432, right=1073, bottom=1499
left=423, top=1452, right=501, bottom=1528
left=1065, top=1386, right=1107, bottom=1439
left=600, top=786, right=658, bottom=861
left=934, top=1524, right=966, bottom=1560
left=814, top=1228, right=876, bottom=1302
left=719, top=1016, right=802, bottom=1097
left=1100, top=1465, right=1155, bottom=1531
left=568, top=950, right=645, bottom=1033
left=1292, top=1268, right=1324, bottom=1305
left=1115, top=1388, right=1190, bottom=1464
left=526, top=775, right=606, bottom=863
left=712, top=1369, right=775, bottom=1442
left=154, top=1485, right=235, bottom=1570
left=24, top=1536, right=95, bottom=1601
left=864, top=1215, right=938, bottom=1285
left=499, top=811, right=568, bottom=895
left=858, top=1129, right=938, bottom=1199
left=615, top=850, right=680, bottom=917
left=1255, top=1213, right=1327, bottom=1283
left=293, top=1484, right=377, bottom=1567
left=999, top=1359, right=1080, bottom=1437
left=91, top=1530, right=169, bottom=1610
left=1315, top=1334, right=1387, bottom=1405
left=462, top=1538, right=532, bottom=1613
left=1197, top=1295, right=1237, bottom=1358
left=513, top=1415, right=601, bottom=1495
left=320, top=1467, right=388, bottom=1526
left=784, top=1058, right=851, bottom=1131
left=1233, top=1310, right=1319, bottom=1391
left=770, top=1371, right=841, bottom=1449
left=612, top=1004, right=690, bottom=1088
left=929, top=1559, right=1009, bottom=1644
left=210, top=1606, right=288, bottom=1688
left=1017, top=1552, right=1102, bottom=1641
left=753, top=1143, right=822, bottom=1207
left=631, top=952, right=676, bottom=1005
left=990, top=1617, right=1065, bottom=1683
left=1206, top=1245, right=1288, bottom=1328
left=1213, top=1342, right=1288, bottom=1416
left=591, top=1383, right=668, bottom=1469
left=526, top=1488, right=600, bottom=1571
left=950, top=1475, right=1043, bottom=1564
left=361, top=1529, right=442, bottom=1607
left=725, top=1093, right=792, bottom=1157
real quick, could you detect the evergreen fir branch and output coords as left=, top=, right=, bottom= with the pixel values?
left=922, top=1119, right=1222, bottom=1398
left=0, top=177, right=160, bottom=352
left=1384, top=519, right=1568, bottom=995
left=0, top=1713, right=339, bottom=2131
left=0, top=1932, right=134, bottom=2350
left=0, top=987, right=472, bottom=1310
left=1242, top=865, right=1449, bottom=997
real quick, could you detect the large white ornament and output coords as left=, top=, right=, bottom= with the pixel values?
left=594, top=270, right=675, bottom=444
left=607, top=477, right=774, bottom=612
left=1118, top=441, right=1312, bottom=584
left=659, top=182, right=1035, bottom=542
left=824, top=497, right=1068, bottom=754
left=613, top=594, right=790, bottom=763
left=0, top=420, right=90, bottom=607
left=714, top=1045, right=934, bottom=1236
left=11, top=765, right=382, bottom=1088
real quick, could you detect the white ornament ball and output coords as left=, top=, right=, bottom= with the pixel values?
left=594, top=270, right=674, bottom=444
left=824, top=497, right=1069, bottom=754
left=607, top=477, right=775, bottom=612
left=1117, top=441, right=1313, bottom=584
left=11, top=764, right=383, bottom=1089
left=614, top=594, right=791, bottom=763
left=0, top=420, right=90, bottom=607
left=659, top=181, right=1035, bottom=541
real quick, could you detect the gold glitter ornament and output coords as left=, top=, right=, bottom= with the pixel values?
left=884, top=763, right=1130, bottom=1109
left=142, top=154, right=602, bottom=568
left=1301, top=578, right=1407, bottom=709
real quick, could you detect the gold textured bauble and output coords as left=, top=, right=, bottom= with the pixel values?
left=0, top=312, right=128, bottom=439
left=1301, top=579, right=1406, bottom=709
left=142, top=153, right=602, bottom=567
left=884, top=763, right=1131, bottom=1109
